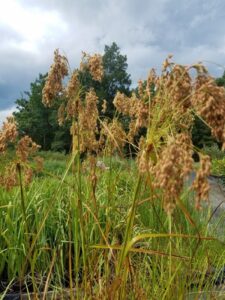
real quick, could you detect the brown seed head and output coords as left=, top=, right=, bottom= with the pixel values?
left=34, top=156, right=44, bottom=172
left=1, top=163, right=18, bottom=190
left=192, top=75, right=225, bottom=144
left=78, top=89, right=99, bottom=153
left=101, top=99, right=107, bottom=113
left=42, top=49, right=68, bottom=107
left=66, top=70, right=80, bottom=98
left=192, top=154, right=211, bottom=209
left=0, top=116, right=18, bottom=153
left=16, top=136, right=40, bottom=162
left=58, top=103, right=65, bottom=126
left=146, top=68, right=157, bottom=97
left=100, top=119, right=127, bottom=152
left=153, top=133, right=193, bottom=214
left=81, top=52, right=104, bottom=82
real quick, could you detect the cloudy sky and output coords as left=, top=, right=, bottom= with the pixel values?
left=1, top=0, right=225, bottom=123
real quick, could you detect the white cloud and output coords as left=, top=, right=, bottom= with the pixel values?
left=1, top=0, right=225, bottom=110
left=0, top=1, right=68, bottom=51
left=0, top=106, right=17, bottom=125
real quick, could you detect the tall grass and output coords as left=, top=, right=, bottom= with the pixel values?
left=0, top=155, right=224, bottom=299
left=0, top=52, right=225, bottom=299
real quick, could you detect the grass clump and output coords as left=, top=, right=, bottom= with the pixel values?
left=0, top=51, right=225, bottom=299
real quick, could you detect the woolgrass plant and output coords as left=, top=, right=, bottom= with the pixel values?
left=0, top=51, right=225, bottom=299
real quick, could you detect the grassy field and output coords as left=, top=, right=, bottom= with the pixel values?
left=1, top=54, right=225, bottom=299
left=0, top=152, right=225, bottom=299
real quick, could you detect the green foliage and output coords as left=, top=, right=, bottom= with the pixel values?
left=203, top=144, right=225, bottom=160
left=14, top=74, right=52, bottom=149
left=211, top=158, right=225, bottom=176
left=13, top=74, right=71, bottom=151
left=0, top=153, right=225, bottom=298
left=37, top=150, right=67, bottom=160
left=38, top=151, right=69, bottom=175
left=203, top=144, right=225, bottom=183
left=215, top=71, right=225, bottom=87
left=101, top=42, right=131, bottom=112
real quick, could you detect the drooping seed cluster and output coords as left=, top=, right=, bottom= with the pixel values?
left=0, top=117, right=18, bottom=153
left=162, top=63, right=192, bottom=113
left=66, top=70, right=80, bottom=99
left=113, top=91, right=132, bottom=116
left=0, top=163, right=18, bottom=190
left=113, top=91, right=148, bottom=142
left=42, top=50, right=105, bottom=154
left=57, top=103, right=66, bottom=126
left=0, top=120, right=42, bottom=190
left=101, top=99, right=107, bottom=113
left=59, top=70, right=81, bottom=123
left=146, top=68, right=157, bottom=97
left=42, top=49, right=68, bottom=107
left=78, top=89, right=99, bottom=152
left=192, top=154, right=211, bottom=209
left=137, top=137, right=154, bottom=175
left=112, top=56, right=225, bottom=213
left=16, top=136, right=40, bottom=162
left=100, top=119, right=127, bottom=153
left=153, top=133, right=194, bottom=214
left=192, top=74, right=225, bottom=148
left=80, top=52, right=104, bottom=82
left=65, top=85, right=100, bottom=154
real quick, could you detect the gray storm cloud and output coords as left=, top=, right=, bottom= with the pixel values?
left=1, top=0, right=225, bottom=122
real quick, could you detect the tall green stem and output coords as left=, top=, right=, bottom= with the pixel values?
left=17, top=163, right=29, bottom=237
left=117, top=175, right=142, bottom=274
left=72, top=118, right=88, bottom=293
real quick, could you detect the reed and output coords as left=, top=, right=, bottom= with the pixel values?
left=0, top=51, right=225, bottom=299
